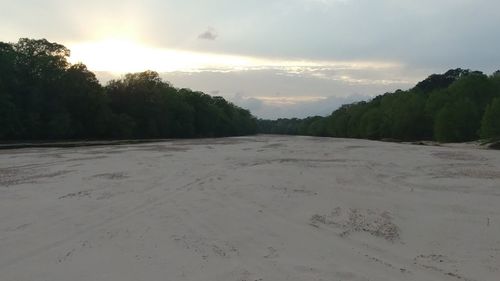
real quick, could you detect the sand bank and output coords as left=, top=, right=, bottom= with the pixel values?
left=0, top=135, right=498, bottom=281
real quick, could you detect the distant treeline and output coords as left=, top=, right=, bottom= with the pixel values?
left=0, top=38, right=257, bottom=140
left=258, top=69, right=500, bottom=142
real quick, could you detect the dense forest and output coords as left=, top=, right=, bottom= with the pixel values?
left=0, top=38, right=257, bottom=141
left=258, top=69, right=500, bottom=142
left=2, top=38, right=499, bottom=143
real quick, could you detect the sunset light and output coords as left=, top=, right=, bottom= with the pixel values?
left=69, top=38, right=251, bottom=73
left=68, top=38, right=401, bottom=74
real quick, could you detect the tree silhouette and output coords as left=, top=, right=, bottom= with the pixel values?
left=0, top=38, right=257, bottom=141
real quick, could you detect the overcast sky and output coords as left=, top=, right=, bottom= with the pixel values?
left=2, top=0, right=499, bottom=118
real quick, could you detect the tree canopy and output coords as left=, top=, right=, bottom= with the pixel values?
left=258, top=69, right=500, bottom=142
left=0, top=38, right=256, bottom=141
left=1, top=38, right=499, bottom=143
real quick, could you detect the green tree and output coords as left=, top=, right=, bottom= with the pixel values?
left=257, top=69, right=500, bottom=143
left=359, top=108, right=382, bottom=139
left=0, top=42, right=21, bottom=138
left=434, top=99, right=480, bottom=142
left=480, top=98, right=500, bottom=139
left=60, top=63, right=110, bottom=138
left=0, top=91, right=20, bottom=138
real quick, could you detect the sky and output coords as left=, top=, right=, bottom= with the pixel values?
left=1, top=0, right=500, bottom=119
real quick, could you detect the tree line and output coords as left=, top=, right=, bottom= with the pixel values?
left=258, top=69, right=500, bottom=142
left=0, top=38, right=257, bottom=140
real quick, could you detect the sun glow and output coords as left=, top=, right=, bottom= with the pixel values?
left=68, top=38, right=254, bottom=73
left=68, top=38, right=402, bottom=75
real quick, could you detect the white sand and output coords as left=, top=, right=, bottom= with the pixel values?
left=0, top=135, right=498, bottom=281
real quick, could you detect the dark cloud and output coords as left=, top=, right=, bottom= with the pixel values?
left=198, top=28, right=218, bottom=40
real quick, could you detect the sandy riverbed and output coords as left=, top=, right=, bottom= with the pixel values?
left=0, top=135, right=499, bottom=281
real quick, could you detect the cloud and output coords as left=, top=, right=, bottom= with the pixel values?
left=198, top=27, right=218, bottom=40
left=232, top=94, right=370, bottom=119
left=149, top=67, right=416, bottom=119
left=93, top=58, right=424, bottom=119
left=69, top=38, right=407, bottom=76
left=3, top=0, right=499, bottom=73
left=232, top=94, right=264, bottom=111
